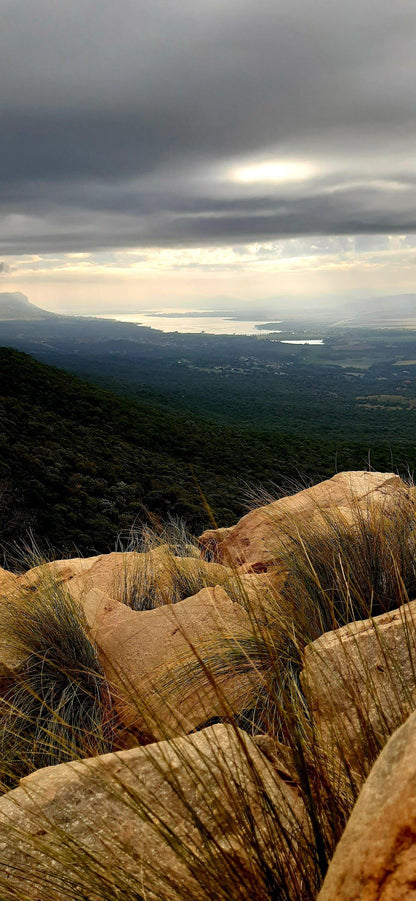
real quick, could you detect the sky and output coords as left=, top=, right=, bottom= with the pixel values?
left=1, top=0, right=416, bottom=315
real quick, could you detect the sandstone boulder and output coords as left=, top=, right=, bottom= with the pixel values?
left=213, top=471, right=407, bottom=569
left=301, top=599, right=416, bottom=777
left=0, top=723, right=306, bottom=901
left=82, top=585, right=263, bottom=740
left=18, top=555, right=102, bottom=590
left=319, top=709, right=416, bottom=901
left=198, top=526, right=233, bottom=562
left=235, top=569, right=287, bottom=624
left=66, top=547, right=171, bottom=603
left=0, top=567, right=18, bottom=598
left=20, top=548, right=233, bottom=610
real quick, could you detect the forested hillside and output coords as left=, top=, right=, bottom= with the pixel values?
left=2, top=312, right=416, bottom=443
left=0, top=347, right=415, bottom=560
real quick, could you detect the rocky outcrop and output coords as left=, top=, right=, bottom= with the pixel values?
left=0, top=723, right=306, bottom=901
left=83, top=585, right=263, bottom=740
left=198, top=526, right=233, bottom=562
left=0, top=469, right=415, bottom=899
left=301, top=599, right=416, bottom=776
left=319, top=709, right=416, bottom=901
left=234, top=569, right=287, bottom=624
left=3, top=551, right=267, bottom=743
left=20, top=548, right=232, bottom=610
left=210, top=471, right=407, bottom=569
left=18, top=554, right=102, bottom=589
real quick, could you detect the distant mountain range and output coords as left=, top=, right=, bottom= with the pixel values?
left=350, top=294, right=416, bottom=324
left=0, top=293, right=57, bottom=321
left=1, top=290, right=416, bottom=326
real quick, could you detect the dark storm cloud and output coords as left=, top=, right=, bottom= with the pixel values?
left=1, top=0, right=416, bottom=253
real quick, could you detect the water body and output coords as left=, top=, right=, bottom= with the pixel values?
left=106, top=312, right=282, bottom=336
left=104, top=312, right=324, bottom=343
left=281, top=339, right=324, bottom=345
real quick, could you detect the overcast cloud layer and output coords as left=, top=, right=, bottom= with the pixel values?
left=1, top=0, right=416, bottom=259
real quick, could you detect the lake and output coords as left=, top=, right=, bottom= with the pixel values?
left=281, top=339, right=324, bottom=345
left=104, top=312, right=325, bottom=343
left=106, top=312, right=282, bottom=336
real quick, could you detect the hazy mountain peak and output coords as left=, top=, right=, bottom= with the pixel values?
left=0, top=293, right=55, bottom=320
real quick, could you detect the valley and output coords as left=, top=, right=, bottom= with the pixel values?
left=1, top=293, right=416, bottom=558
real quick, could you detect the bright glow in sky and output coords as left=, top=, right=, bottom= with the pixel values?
left=231, top=159, right=317, bottom=184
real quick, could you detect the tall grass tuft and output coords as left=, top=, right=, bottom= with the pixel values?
left=0, top=577, right=115, bottom=790
left=116, top=523, right=247, bottom=611
left=276, top=491, right=416, bottom=650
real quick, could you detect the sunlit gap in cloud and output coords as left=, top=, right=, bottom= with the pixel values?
left=230, top=158, right=318, bottom=184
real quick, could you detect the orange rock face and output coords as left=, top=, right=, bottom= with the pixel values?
left=301, top=599, right=416, bottom=776
left=0, top=724, right=303, bottom=901
left=83, top=585, right=263, bottom=740
left=319, top=710, right=416, bottom=901
left=198, top=526, right=232, bottom=562
left=213, top=471, right=407, bottom=569
left=19, top=548, right=232, bottom=608
left=0, top=566, right=19, bottom=598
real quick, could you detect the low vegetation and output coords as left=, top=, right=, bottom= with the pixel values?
left=278, top=491, right=416, bottom=640
left=115, top=523, right=247, bottom=611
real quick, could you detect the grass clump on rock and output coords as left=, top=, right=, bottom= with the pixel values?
left=0, top=578, right=115, bottom=790
left=273, top=487, right=416, bottom=647
left=117, top=523, right=246, bottom=612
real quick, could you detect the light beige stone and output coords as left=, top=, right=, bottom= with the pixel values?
left=67, top=548, right=169, bottom=602
left=83, top=585, right=263, bottom=740
left=216, top=471, right=407, bottom=569
left=20, top=549, right=234, bottom=610
left=198, top=526, right=233, bottom=562
left=301, top=599, right=416, bottom=776
left=18, top=555, right=101, bottom=589
left=0, top=724, right=306, bottom=901
left=319, top=709, right=416, bottom=901
left=0, top=567, right=18, bottom=598
left=233, top=569, right=287, bottom=624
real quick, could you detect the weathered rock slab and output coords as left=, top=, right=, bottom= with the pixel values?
left=198, top=526, right=233, bottom=562
left=83, top=585, right=263, bottom=740
left=319, top=709, right=416, bottom=901
left=214, top=471, right=407, bottom=569
left=19, top=549, right=233, bottom=610
left=0, top=567, right=18, bottom=598
left=0, top=724, right=305, bottom=901
left=18, top=555, right=102, bottom=590
left=301, top=599, right=416, bottom=775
